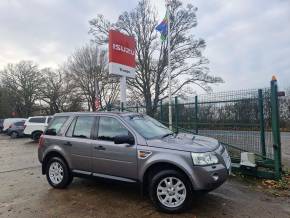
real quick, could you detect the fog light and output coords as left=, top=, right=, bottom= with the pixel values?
left=212, top=173, right=219, bottom=181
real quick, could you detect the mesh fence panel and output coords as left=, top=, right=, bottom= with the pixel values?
left=279, top=95, right=290, bottom=161
left=175, top=89, right=274, bottom=158
left=112, top=88, right=278, bottom=159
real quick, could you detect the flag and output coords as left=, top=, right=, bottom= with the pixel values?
left=156, top=12, right=168, bottom=41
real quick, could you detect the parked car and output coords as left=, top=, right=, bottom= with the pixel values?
left=2, top=118, right=26, bottom=133
left=38, top=112, right=231, bottom=213
left=24, top=116, right=52, bottom=141
left=7, top=120, right=26, bottom=138
left=0, top=119, right=4, bottom=133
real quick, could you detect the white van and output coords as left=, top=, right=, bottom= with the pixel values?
left=24, top=116, right=52, bottom=141
left=3, top=118, right=27, bottom=133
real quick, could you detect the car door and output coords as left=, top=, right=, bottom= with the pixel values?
left=65, top=115, right=96, bottom=173
left=91, top=115, right=138, bottom=180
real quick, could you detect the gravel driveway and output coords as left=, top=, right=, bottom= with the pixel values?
left=0, top=134, right=289, bottom=218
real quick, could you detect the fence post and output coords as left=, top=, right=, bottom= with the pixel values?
left=160, top=100, right=163, bottom=122
left=107, top=104, right=112, bottom=111
left=121, top=102, right=124, bottom=112
left=195, top=95, right=199, bottom=134
left=136, top=104, right=139, bottom=113
left=270, top=76, right=282, bottom=179
left=258, top=89, right=266, bottom=158
left=175, top=96, right=178, bottom=133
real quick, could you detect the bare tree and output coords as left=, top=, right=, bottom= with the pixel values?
left=39, top=68, right=84, bottom=114
left=0, top=84, right=14, bottom=118
left=1, top=61, right=42, bottom=117
left=65, top=44, right=119, bottom=111
left=89, top=0, right=223, bottom=115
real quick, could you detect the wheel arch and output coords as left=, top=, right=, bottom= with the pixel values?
left=141, top=161, right=192, bottom=195
left=42, top=151, right=70, bottom=175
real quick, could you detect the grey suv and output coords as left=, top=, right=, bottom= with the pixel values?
left=38, top=112, right=231, bottom=213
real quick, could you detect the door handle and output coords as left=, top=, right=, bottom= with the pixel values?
left=63, top=141, right=72, bottom=146
left=94, top=145, right=106, bottom=151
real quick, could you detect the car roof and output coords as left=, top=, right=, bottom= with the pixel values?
left=53, top=111, right=140, bottom=117
left=28, top=116, right=52, bottom=119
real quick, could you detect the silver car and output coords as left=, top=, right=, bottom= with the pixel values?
left=38, top=112, right=231, bottom=213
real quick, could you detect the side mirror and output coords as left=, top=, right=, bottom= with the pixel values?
left=45, top=128, right=56, bottom=136
left=114, top=135, right=134, bottom=145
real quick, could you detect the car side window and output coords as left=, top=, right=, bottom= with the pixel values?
left=15, top=121, right=25, bottom=126
left=97, top=117, right=129, bottom=141
left=47, top=117, right=52, bottom=124
left=66, top=118, right=76, bottom=137
left=72, top=116, right=94, bottom=139
left=45, top=116, right=69, bottom=135
left=29, top=117, right=46, bottom=123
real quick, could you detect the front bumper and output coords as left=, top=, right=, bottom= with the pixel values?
left=191, top=148, right=231, bottom=191
left=191, top=164, right=229, bottom=191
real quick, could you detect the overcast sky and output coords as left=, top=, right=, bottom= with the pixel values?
left=0, top=0, right=289, bottom=92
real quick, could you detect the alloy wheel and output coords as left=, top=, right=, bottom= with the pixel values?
left=156, top=176, right=187, bottom=208
left=48, top=162, right=64, bottom=185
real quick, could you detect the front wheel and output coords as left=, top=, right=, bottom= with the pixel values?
left=32, top=131, right=42, bottom=141
left=10, top=131, right=19, bottom=139
left=149, top=170, right=193, bottom=213
left=46, top=157, right=73, bottom=189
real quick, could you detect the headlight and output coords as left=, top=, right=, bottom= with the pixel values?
left=191, top=152, right=219, bottom=165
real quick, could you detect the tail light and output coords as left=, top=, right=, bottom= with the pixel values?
left=38, top=134, right=45, bottom=148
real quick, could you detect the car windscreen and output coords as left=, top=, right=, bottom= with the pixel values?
left=124, top=115, right=172, bottom=139
left=45, top=116, right=69, bottom=135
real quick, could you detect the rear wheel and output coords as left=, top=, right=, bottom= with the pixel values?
left=32, top=131, right=42, bottom=141
left=46, top=157, right=73, bottom=189
left=10, top=131, right=18, bottom=139
left=149, top=170, right=193, bottom=213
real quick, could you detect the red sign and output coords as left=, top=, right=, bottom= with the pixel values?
left=109, top=30, right=136, bottom=78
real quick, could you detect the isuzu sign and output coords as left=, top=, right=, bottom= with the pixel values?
left=109, top=30, right=136, bottom=78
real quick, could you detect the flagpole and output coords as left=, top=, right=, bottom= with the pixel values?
left=167, top=1, right=172, bottom=130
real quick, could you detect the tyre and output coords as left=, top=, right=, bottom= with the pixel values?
left=10, top=131, right=19, bottom=139
left=46, top=157, right=73, bottom=189
left=32, top=131, right=42, bottom=141
left=149, top=169, right=193, bottom=213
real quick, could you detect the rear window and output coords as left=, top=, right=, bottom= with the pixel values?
left=15, top=121, right=25, bottom=126
left=29, top=117, right=46, bottom=123
left=45, top=116, right=69, bottom=135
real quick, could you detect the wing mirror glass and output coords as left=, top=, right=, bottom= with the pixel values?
left=114, top=135, right=134, bottom=145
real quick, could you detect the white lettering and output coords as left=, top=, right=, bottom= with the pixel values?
left=112, top=43, right=135, bottom=56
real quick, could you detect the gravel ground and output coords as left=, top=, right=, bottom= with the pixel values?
left=0, top=134, right=289, bottom=218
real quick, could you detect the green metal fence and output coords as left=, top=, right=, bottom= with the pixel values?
left=172, top=89, right=274, bottom=158
left=107, top=78, right=283, bottom=179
